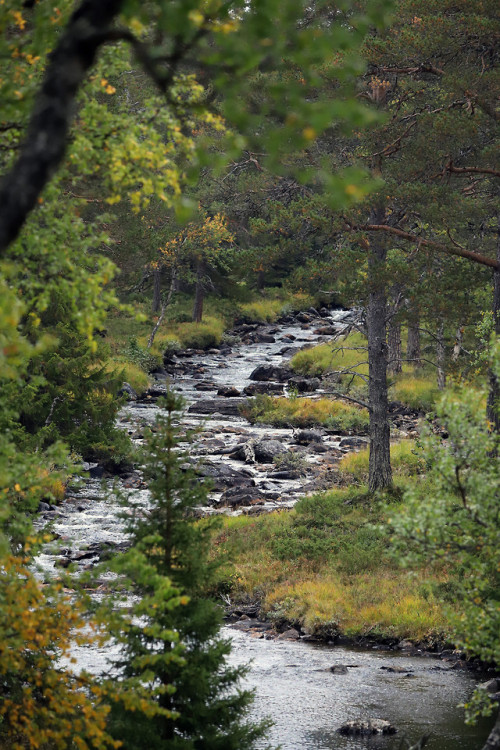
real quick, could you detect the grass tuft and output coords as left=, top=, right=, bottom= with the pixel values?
left=241, top=395, right=369, bottom=431
left=338, top=440, right=424, bottom=482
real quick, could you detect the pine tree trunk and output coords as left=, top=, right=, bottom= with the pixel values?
left=436, top=320, right=446, bottom=390
left=487, top=216, right=500, bottom=434
left=367, top=206, right=392, bottom=492
left=481, top=708, right=500, bottom=750
left=387, top=319, right=402, bottom=374
left=192, top=259, right=205, bottom=323
left=152, top=267, right=161, bottom=313
left=407, top=313, right=421, bottom=368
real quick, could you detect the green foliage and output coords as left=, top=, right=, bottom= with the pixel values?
left=390, top=373, right=440, bottom=412
left=339, top=440, right=424, bottom=482
left=242, top=394, right=369, bottom=431
left=101, top=392, right=271, bottom=749
left=389, top=341, right=500, bottom=717
left=291, top=333, right=368, bottom=381
left=124, top=336, right=161, bottom=373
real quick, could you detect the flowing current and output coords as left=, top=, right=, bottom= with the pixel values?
left=35, top=308, right=494, bottom=749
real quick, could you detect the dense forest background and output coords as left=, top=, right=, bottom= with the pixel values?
left=0, top=1, right=498, bottom=748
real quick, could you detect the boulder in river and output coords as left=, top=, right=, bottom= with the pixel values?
left=254, top=440, right=287, bottom=463
left=195, top=461, right=254, bottom=490
left=249, top=364, right=293, bottom=382
left=288, top=376, right=321, bottom=393
left=243, top=382, right=284, bottom=396
left=187, top=398, right=246, bottom=416
left=118, top=382, right=138, bottom=401
left=338, top=719, right=397, bottom=736
left=339, top=436, right=369, bottom=448
left=217, top=386, right=241, bottom=397
left=294, top=429, right=324, bottom=445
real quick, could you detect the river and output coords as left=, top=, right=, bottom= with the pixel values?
left=35, top=306, right=494, bottom=749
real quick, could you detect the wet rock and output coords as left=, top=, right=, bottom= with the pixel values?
left=89, top=464, right=105, bottom=479
left=118, top=382, right=138, bottom=401
left=330, top=665, right=349, bottom=674
left=243, top=383, right=284, bottom=396
left=313, top=326, right=338, bottom=335
left=37, top=501, right=52, bottom=513
left=194, top=381, right=218, bottom=391
left=254, top=332, right=276, bottom=344
left=338, top=719, right=397, bottom=736
left=249, top=364, right=293, bottom=382
left=195, top=461, right=254, bottom=490
left=187, top=398, right=246, bottom=416
left=254, top=440, right=287, bottom=463
left=380, top=666, right=414, bottom=674
left=480, top=678, right=499, bottom=693
left=220, top=487, right=265, bottom=507
left=339, top=436, right=369, bottom=448
left=277, top=628, right=300, bottom=640
left=319, top=307, right=332, bottom=318
left=228, top=441, right=256, bottom=463
left=288, top=376, right=321, bottom=393
left=296, top=312, right=312, bottom=323
left=217, top=386, right=241, bottom=397
left=294, top=429, right=323, bottom=445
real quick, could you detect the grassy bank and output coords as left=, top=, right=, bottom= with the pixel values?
left=241, top=394, right=369, bottom=431
left=210, top=485, right=454, bottom=642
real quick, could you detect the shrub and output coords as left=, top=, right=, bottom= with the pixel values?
left=391, top=374, right=439, bottom=412
left=338, top=440, right=424, bottom=482
left=176, top=317, right=224, bottom=349
left=241, top=394, right=369, bottom=431
left=291, top=332, right=368, bottom=381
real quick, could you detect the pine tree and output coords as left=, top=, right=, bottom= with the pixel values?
left=103, top=391, right=271, bottom=750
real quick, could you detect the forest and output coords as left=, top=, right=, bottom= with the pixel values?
left=0, top=0, right=499, bottom=748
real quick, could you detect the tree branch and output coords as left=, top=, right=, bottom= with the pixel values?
left=0, top=0, right=125, bottom=253
left=344, top=222, right=500, bottom=270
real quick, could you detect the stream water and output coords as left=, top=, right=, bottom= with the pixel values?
left=35, top=307, right=493, bottom=749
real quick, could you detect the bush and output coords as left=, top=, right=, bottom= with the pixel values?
left=391, top=374, right=439, bottom=412
left=241, top=394, right=369, bottom=431
left=338, top=440, right=424, bottom=482
left=176, top=318, right=224, bottom=349
left=291, top=332, right=368, bottom=380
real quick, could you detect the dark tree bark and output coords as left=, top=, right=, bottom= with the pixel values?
left=192, top=259, right=205, bottom=323
left=367, top=206, right=393, bottom=492
left=487, top=216, right=500, bottom=434
left=407, top=310, right=421, bottom=368
left=436, top=320, right=446, bottom=390
left=152, top=267, right=161, bottom=313
left=387, top=319, right=402, bottom=374
left=482, top=709, right=500, bottom=750
left=0, top=0, right=125, bottom=253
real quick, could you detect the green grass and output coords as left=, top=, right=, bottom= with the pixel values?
left=239, top=291, right=316, bottom=323
left=210, top=485, right=452, bottom=641
left=291, top=332, right=368, bottom=381
left=241, top=394, right=369, bottom=431
left=338, top=440, right=425, bottom=483
left=390, top=373, right=440, bottom=412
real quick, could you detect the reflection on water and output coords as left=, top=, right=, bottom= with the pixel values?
left=226, top=629, right=493, bottom=750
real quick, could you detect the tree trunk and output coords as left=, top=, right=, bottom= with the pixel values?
left=152, top=267, right=161, bottom=313
left=147, top=271, right=176, bottom=350
left=482, top=708, right=500, bottom=750
left=367, top=206, right=392, bottom=492
left=486, top=216, right=500, bottom=433
left=407, top=311, right=421, bottom=368
left=192, top=259, right=205, bottom=323
left=387, top=319, right=402, bottom=374
left=436, top=320, right=446, bottom=390
left=451, top=324, right=464, bottom=362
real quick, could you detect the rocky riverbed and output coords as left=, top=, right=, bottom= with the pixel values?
left=34, top=306, right=496, bottom=749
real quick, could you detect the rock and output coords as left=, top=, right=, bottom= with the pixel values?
left=296, top=312, right=312, bottom=323
left=187, top=398, right=246, bottom=416
left=89, top=464, right=105, bottom=479
left=339, top=436, right=369, bottom=448
left=338, top=719, right=397, bottom=736
left=217, top=386, right=241, bottom=397
left=294, top=429, right=323, bottom=445
left=330, top=665, right=349, bottom=674
left=142, top=385, right=168, bottom=399
left=288, top=376, right=321, bottom=393
left=249, top=364, right=293, bottom=382
left=481, top=678, right=500, bottom=693
left=37, top=501, right=51, bottom=513
left=254, top=440, right=287, bottom=463
left=228, top=441, right=256, bottom=463
left=313, top=326, right=338, bottom=335
left=397, top=640, right=414, bottom=650
left=195, top=461, right=254, bottom=490
left=219, top=487, right=265, bottom=507
left=243, top=383, right=284, bottom=396
left=277, top=628, right=300, bottom=640
left=254, top=333, right=276, bottom=344
left=118, top=382, right=138, bottom=401
left=194, top=381, right=218, bottom=391
left=380, top=666, right=413, bottom=674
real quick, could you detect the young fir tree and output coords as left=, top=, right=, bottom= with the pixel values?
left=103, top=391, right=271, bottom=750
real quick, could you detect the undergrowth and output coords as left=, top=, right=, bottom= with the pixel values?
left=241, top=394, right=369, bottom=431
